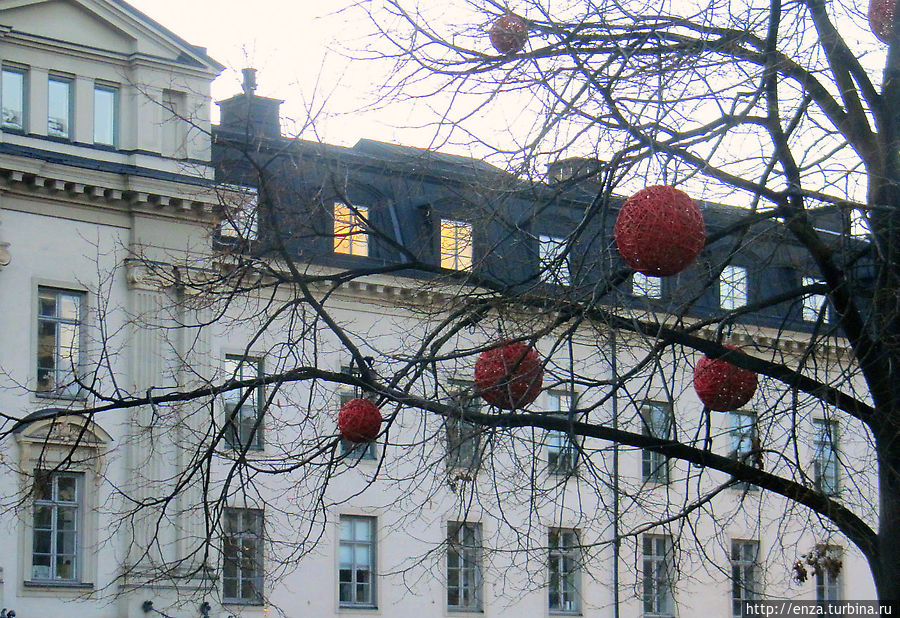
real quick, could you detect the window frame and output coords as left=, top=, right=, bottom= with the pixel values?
left=218, top=184, right=259, bottom=242
left=640, top=402, right=672, bottom=484
left=446, top=380, right=481, bottom=471
left=223, top=355, right=265, bottom=451
left=36, top=287, right=85, bottom=399
left=333, top=202, right=370, bottom=257
left=2, top=65, right=26, bottom=131
left=720, top=265, right=748, bottom=310
left=339, top=365, right=377, bottom=460
left=801, top=276, right=828, bottom=322
left=92, top=83, right=118, bottom=147
left=642, top=534, right=674, bottom=617
left=546, top=390, right=578, bottom=475
left=439, top=218, right=473, bottom=271
left=47, top=75, right=73, bottom=139
left=447, top=521, right=482, bottom=612
left=222, top=507, right=264, bottom=605
left=339, top=515, right=377, bottom=608
left=549, top=528, right=581, bottom=614
left=813, top=418, right=839, bottom=496
left=731, top=539, right=760, bottom=617
left=815, top=545, right=843, bottom=604
left=632, top=272, right=662, bottom=298
left=31, top=470, right=83, bottom=583
left=539, top=234, right=570, bottom=286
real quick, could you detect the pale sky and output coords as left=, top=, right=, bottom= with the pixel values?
left=126, top=0, right=422, bottom=148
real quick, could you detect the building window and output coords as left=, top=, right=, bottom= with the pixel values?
left=31, top=471, right=81, bottom=581
left=547, top=391, right=577, bottom=475
left=2, top=67, right=25, bottom=130
left=731, top=540, right=760, bottom=617
left=720, top=265, right=748, bottom=309
left=815, top=546, right=842, bottom=603
left=539, top=235, right=570, bottom=286
left=641, top=402, right=672, bottom=484
left=440, top=219, right=473, bottom=271
left=218, top=185, right=258, bottom=241
left=802, top=277, right=827, bottom=322
left=549, top=528, right=580, bottom=614
left=93, top=84, right=117, bottom=146
left=447, top=521, right=482, bottom=611
left=339, top=365, right=376, bottom=460
left=632, top=272, right=662, bottom=298
left=223, top=355, right=264, bottom=450
left=447, top=381, right=481, bottom=471
left=339, top=515, right=377, bottom=608
left=162, top=88, right=188, bottom=157
left=37, top=287, right=84, bottom=398
left=334, top=203, right=369, bottom=256
left=642, top=534, right=674, bottom=617
left=223, top=508, right=264, bottom=604
left=47, top=76, right=72, bottom=139
left=813, top=419, right=839, bottom=495
left=729, top=410, right=760, bottom=489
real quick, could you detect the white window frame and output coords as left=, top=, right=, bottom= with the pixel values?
left=813, top=419, right=839, bottom=496
left=333, top=202, right=369, bottom=256
left=218, top=184, right=259, bottom=242
left=36, top=287, right=84, bottom=398
left=539, top=235, right=570, bottom=286
left=339, top=365, right=376, bottom=460
left=547, top=390, right=577, bottom=475
left=815, top=546, right=843, bottom=603
left=440, top=219, right=473, bottom=271
left=802, top=277, right=828, bottom=322
left=446, top=380, right=481, bottom=471
left=2, top=66, right=26, bottom=130
left=642, top=534, right=674, bottom=617
left=339, top=515, right=377, bottom=608
left=31, top=471, right=82, bottom=582
left=720, top=265, right=748, bottom=309
left=549, top=528, right=581, bottom=614
left=93, top=83, right=117, bottom=146
left=223, top=507, right=264, bottom=605
left=641, top=402, right=672, bottom=484
left=632, top=272, right=662, bottom=298
left=223, top=355, right=264, bottom=451
left=47, top=75, right=72, bottom=139
left=731, top=539, right=760, bottom=617
left=447, top=521, right=482, bottom=611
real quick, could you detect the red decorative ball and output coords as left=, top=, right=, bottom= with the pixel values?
left=869, top=0, right=895, bottom=42
left=693, top=346, right=758, bottom=412
left=474, top=341, right=543, bottom=410
left=614, top=185, right=706, bottom=276
left=338, top=398, right=382, bottom=443
left=489, top=14, right=528, bottom=55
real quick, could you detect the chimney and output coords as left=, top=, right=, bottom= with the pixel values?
left=217, top=68, right=283, bottom=140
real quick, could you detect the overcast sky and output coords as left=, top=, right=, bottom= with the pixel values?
left=126, top=0, right=417, bottom=148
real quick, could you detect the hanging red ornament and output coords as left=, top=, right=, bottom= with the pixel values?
left=474, top=341, right=544, bottom=410
left=338, top=398, right=382, bottom=443
left=693, top=345, right=759, bottom=412
left=614, top=185, right=706, bottom=276
left=869, top=0, right=896, bottom=43
left=489, top=13, right=528, bottom=55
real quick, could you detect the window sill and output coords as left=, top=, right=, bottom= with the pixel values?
left=24, top=580, right=93, bottom=589
left=223, top=599, right=265, bottom=606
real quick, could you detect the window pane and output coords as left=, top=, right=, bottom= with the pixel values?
left=539, top=235, right=570, bottom=285
left=633, top=272, right=662, bottom=298
left=48, top=78, right=71, bottom=138
left=721, top=265, right=748, bottom=309
left=94, top=86, right=116, bottom=146
left=802, top=277, right=827, bottom=322
left=32, top=472, right=81, bottom=581
left=334, top=203, right=369, bottom=256
left=2, top=69, right=25, bottom=130
left=440, top=219, right=473, bottom=271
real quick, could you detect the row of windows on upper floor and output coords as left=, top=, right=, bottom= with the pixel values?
left=2, top=66, right=118, bottom=146
left=220, top=198, right=831, bottom=323
left=33, top=286, right=840, bottom=498
left=26, top=470, right=844, bottom=616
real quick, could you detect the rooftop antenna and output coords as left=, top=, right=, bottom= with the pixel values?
left=241, top=68, right=257, bottom=94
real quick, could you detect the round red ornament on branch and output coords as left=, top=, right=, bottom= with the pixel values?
left=869, top=0, right=896, bottom=43
left=614, top=185, right=706, bottom=276
left=338, top=398, right=382, bottom=443
left=474, top=341, right=543, bottom=410
left=693, top=346, right=758, bottom=412
left=489, top=13, right=528, bottom=55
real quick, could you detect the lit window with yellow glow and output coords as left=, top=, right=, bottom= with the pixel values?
left=333, top=203, right=368, bottom=256
left=440, top=219, right=472, bottom=271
